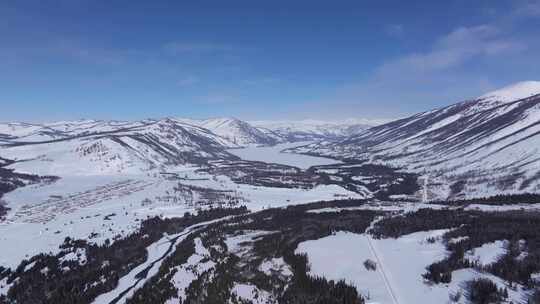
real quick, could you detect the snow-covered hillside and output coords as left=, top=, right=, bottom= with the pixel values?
left=0, top=118, right=239, bottom=175
left=251, top=119, right=381, bottom=142
left=178, top=117, right=279, bottom=146
left=178, top=116, right=380, bottom=146
left=290, top=81, right=540, bottom=199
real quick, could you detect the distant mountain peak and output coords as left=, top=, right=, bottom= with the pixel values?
left=174, top=117, right=278, bottom=147
left=250, top=119, right=381, bottom=142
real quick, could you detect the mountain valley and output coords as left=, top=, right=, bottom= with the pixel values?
left=1, top=82, right=540, bottom=303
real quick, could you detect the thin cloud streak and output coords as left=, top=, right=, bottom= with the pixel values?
left=163, top=42, right=235, bottom=54
left=376, top=25, right=524, bottom=75
left=0, top=39, right=130, bottom=65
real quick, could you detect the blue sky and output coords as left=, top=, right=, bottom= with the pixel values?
left=1, top=0, right=540, bottom=122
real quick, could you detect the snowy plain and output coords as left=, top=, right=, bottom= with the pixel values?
left=296, top=230, right=530, bottom=304
left=227, top=142, right=341, bottom=169
left=465, top=240, right=508, bottom=267
left=0, top=171, right=361, bottom=269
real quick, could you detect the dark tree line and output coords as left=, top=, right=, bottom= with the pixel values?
left=310, top=163, right=420, bottom=200
left=431, top=193, right=540, bottom=206
left=204, top=160, right=420, bottom=199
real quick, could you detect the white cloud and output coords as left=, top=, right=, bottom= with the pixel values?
left=310, top=23, right=532, bottom=118
left=376, top=25, right=523, bottom=75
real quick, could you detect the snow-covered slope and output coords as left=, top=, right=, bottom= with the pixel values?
left=290, top=81, right=540, bottom=198
left=478, top=80, right=540, bottom=105
left=0, top=122, right=67, bottom=143
left=0, top=118, right=239, bottom=175
left=179, top=117, right=279, bottom=146
left=250, top=119, right=380, bottom=142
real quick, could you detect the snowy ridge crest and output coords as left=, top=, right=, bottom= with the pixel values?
left=479, top=81, right=540, bottom=104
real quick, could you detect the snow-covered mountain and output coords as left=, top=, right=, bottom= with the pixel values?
left=290, top=81, right=540, bottom=199
left=178, top=117, right=279, bottom=146
left=0, top=116, right=381, bottom=176
left=175, top=117, right=382, bottom=146
left=250, top=119, right=381, bottom=142
left=0, top=120, right=143, bottom=143
left=0, top=118, right=239, bottom=175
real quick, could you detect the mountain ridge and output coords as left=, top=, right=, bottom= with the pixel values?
left=0, top=118, right=239, bottom=175
left=289, top=81, right=540, bottom=199
left=176, top=117, right=279, bottom=146
left=250, top=119, right=382, bottom=142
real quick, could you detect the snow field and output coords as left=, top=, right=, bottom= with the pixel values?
left=230, top=283, right=273, bottom=304
left=465, top=240, right=508, bottom=266
left=296, top=229, right=530, bottom=304
left=228, top=142, right=341, bottom=169
left=0, top=165, right=361, bottom=269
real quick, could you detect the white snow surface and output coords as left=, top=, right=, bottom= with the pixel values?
left=0, top=167, right=361, bottom=269
left=0, top=118, right=238, bottom=175
left=296, top=230, right=529, bottom=304
left=250, top=118, right=386, bottom=137
left=465, top=240, right=508, bottom=266
left=478, top=81, right=540, bottom=103
left=296, top=230, right=448, bottom=304
left=225, top=230, right=276, bottom=256
left=0, top=277, right=12, bottom=298
left=228, top=142, right=341, bottom=169
left=259, top=257, right=292, bottom=277
left=230, top=283, right=272, bottom=304
left=448, top=236, right=469, bottom=244
left=177, top=117, right=276, bottom=146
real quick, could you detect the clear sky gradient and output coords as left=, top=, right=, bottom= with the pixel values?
left=2, top=0, right=540, bottom=122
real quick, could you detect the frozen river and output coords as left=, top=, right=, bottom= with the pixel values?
left=227, top=142, right=341, bottom=169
